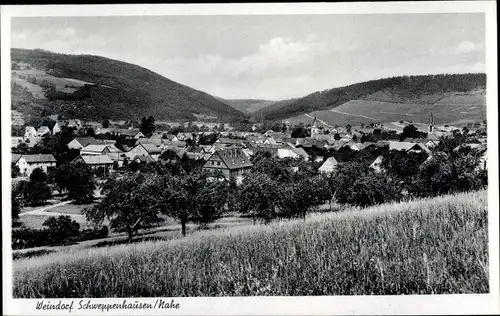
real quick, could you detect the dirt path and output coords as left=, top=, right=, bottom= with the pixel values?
left=329, top=108, right=377, bottom=120
left=19, top=200, right=84, bottom=217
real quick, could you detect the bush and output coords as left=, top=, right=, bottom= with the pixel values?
left=12, top=228, right=51, bottom=250
left=43, top=216, right=80, bottom=245
left=78, top=226, right=109, bottom=242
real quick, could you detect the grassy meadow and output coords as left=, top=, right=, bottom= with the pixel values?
left=13, top=190, right=488, bottom=297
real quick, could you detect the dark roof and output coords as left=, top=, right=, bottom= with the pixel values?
left=72, top=137, right=102, bottom=147
left=75, top=155, right=113, bottom=165
left=21, top=154, right=57, bottom=163
left=208, top=148, right=253, bottom=170
left=12, top=154, right=22, bottom=163
left=133, top=155, right=155, bottom=163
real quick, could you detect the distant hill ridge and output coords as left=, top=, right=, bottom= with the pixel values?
left=253, top=73, right=486, bottom=122
left=217, top=98, right=278, bottom=114
left=11, top=48, right=247, bottom=122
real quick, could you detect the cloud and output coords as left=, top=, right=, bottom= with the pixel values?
left=456, top=41, right=483, bottom=53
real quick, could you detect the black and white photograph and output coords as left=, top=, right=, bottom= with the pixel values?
left=1, top=2, right=499, bottom=315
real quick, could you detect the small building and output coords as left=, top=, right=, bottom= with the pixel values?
left=16, top=154, right=57, bottom=176
left=389, top=142, right=430, bottom=154
left=131, top=155, right=155, bottom=164
left=37, top=126, right=51, bottom=137
left=478, top=150, right=487, bottom=170
left=67, top=119, right=83, bottom=129
left=72, top=154, right=114, bottom=172
left=67, top=137, right=103, bottom=150
left=52, top=122, right=62, bottom=134
left=370, top=156, right=384, bottom=173
left=203, top=148, right=253, bottom=184
left=81, top=144, right=122, bottom=156
left=126, top=143, right=162, bottom=161
left=24, top=126, right=37, bottom=137
left=318, top=157, right=338, bottom=174
left=163, top=134, right=179, bottom=142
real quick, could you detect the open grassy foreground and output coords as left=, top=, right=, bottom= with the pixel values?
left=13, top=190, right=488, bottom=297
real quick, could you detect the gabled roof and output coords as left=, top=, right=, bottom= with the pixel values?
left=164, top=134, right=178, bottom=140
left=71, top=137, right=102, bottom=147
left=81, top=144, right=122, bottom=153
left=132, top=155, right=155, bottom=164
left=135, top=137, right=162, bottom=147
left=319, top=157, right=338, bottom=172
left=21, top=154, right=57, bottom=163
left=75, top=154, right=113, bottom=165
left=139, top=143, right=162, bottom=154
left=37, top=126, right=51, bottom=133
left=12, top=154, right=22, bottom=164
left=207, top=148, right=253, bottom=170
left=389, top=142, right=423, bottom=151
left=291, top=147, right=309, bottom=158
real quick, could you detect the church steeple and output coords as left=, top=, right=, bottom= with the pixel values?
left=311, top=116, right=319, bottom=136
left=428, top=112, right=434, bottom=134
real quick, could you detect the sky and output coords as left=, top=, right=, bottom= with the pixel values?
left=11, top=14, right=485, bottom=100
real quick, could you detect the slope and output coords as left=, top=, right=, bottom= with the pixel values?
left=254, top=73, right=487, bottom=124
left=218, top=98, right=278, bottom=113
left=11, top=48, right=247, bottom=123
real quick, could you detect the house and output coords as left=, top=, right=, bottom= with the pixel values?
left=186, top=147, right=206, bottom=160
left=425, top=139, right=440, bottom=148
left=263, top=137, right=278, bottom=145
left=370, top=156, right=384, bottom=173
left=72, top=154, right=114, bottom=172
left=203, top=148, right=253, bottom=184
left=318, top=157, right=338, bottom=174
left=217, top=137, right=244, bottom=146
left=163, top=134, right=179, bottom=142
left=131, top=155, right=155, bottom=164
left=135, top=137, right=163, bottom=148
left=24, top=126, right=37, bottom=137
left=81, top=144, right=122, bottom=156
left=389, top=142, right=430, bottom=154
left=67, top=137, right=104, bottom=150
left=16, top=154, right=57, bottom=176
left=12, top=153, right=22, bottom=164
left=52, top=122, right=62, bottom=134
left=478, top=150, right=488, bottom=170
left=118, top=128, right=144, bottom=139
left=67, top=119, right=83, bottom=129
left=314, top=156, right=324, bottom=163
left=291, top=147, right=309, bottom=161
left=37, top=126, right=51, bottom=136
left=126, top=143, right=162, bottom=161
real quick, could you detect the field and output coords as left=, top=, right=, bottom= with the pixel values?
left=13, top=190, right=488, bottom=298
left=286, top=94, right=486, bottom=127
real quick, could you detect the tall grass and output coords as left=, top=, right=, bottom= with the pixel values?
left=13, top=190, right=488, bottom=297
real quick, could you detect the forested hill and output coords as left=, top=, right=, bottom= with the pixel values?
left=11, top=48, right=247, bottom=122
left=252, top=73, right=487, bottom=121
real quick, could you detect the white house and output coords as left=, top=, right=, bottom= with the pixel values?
left=67, top=137, right=103, bottom=150
left=125, top=143, right=162, bottom=161
left=24, top=126, right=37, bottom=137
left=73, top=154, right=114, bottom=172
left=318, top=157, right=338, bottom=174
left=16, top=154, right=57, bottom=176
left=36, top=126, right=51, bottom=137
left=370, top=156, right=384, bottom=173
left=52, top=122, right=62, bottom=134
left=478, top=150, right=488, bottom=170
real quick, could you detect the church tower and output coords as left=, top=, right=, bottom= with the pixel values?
left=428, top=112, right=434, bottom=134
left=311, top=116, right=319, bottom=136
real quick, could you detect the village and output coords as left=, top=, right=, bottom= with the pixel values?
left=11, top=113, right=488, bottom=181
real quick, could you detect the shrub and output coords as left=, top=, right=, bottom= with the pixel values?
left=43, top=216, right=80, bottom=245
